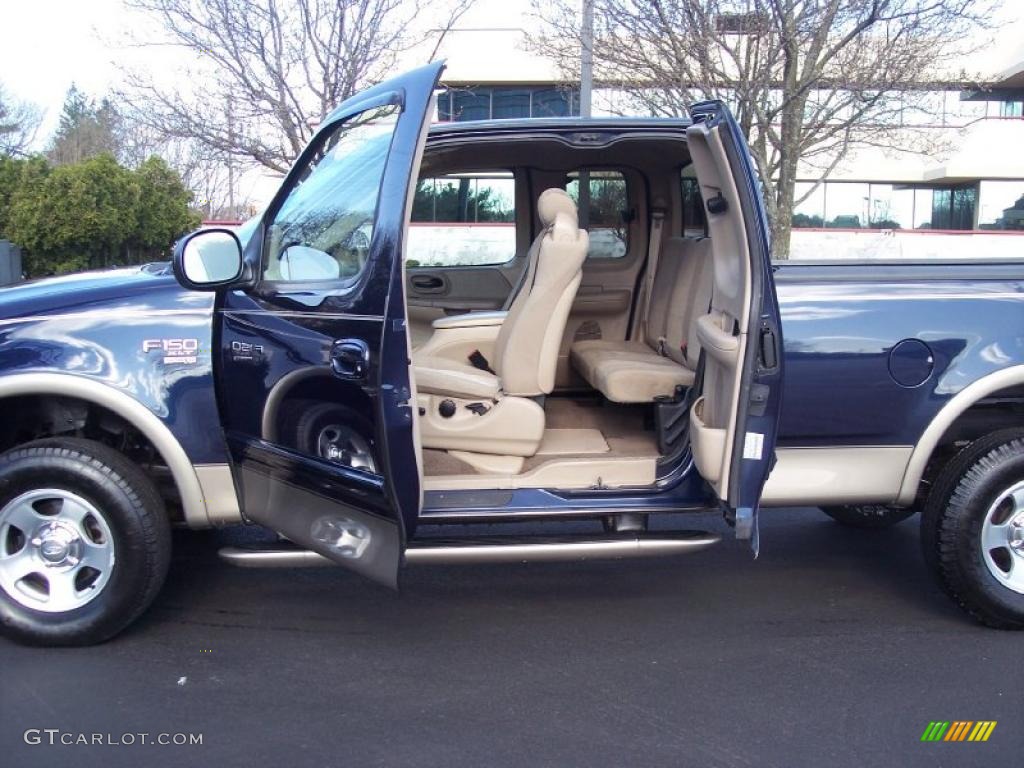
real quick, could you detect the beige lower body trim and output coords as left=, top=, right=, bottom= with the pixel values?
left=0, top=373, right=214, bottom=528
left=194, top=464, right=242, bottom=525
left=762, top=446, right=913, bottom=507
left=896, top=365, right=1024, bottom=505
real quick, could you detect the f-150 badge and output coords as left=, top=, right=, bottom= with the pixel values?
left=142, top=338, right=200, bottom=365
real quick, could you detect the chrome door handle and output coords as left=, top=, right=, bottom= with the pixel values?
left=330, top=339, right=370, bottom=380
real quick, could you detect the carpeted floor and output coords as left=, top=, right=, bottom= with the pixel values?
left=423, top=397, right=660, bottom=477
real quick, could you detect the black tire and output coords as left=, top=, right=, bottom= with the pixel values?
left=920, top=428, right=1024, bottom=630
left=821, top=505, right=916, bottom=529
left=0, top=438, right=171, bottom=646
left=283, top=401, right=377, bottom=473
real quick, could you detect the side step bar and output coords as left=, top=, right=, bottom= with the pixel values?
left=219, top=531, right=720, bottom=568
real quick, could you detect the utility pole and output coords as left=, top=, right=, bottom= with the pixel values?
left=580, top=0, right=593, bottom=119
left=227, top=97, right=237, bottom=220
left=579, top=0, right=594, bottom=229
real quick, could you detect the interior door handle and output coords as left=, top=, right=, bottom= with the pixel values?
left=411, top=275, right=445, bottom=290
left=330, top=339, right=370, bottom=380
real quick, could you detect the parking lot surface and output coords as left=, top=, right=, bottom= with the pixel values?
left=2, top=507, right=1021, bottom=767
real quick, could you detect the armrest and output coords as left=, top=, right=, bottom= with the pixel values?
left=432, top=311, right=508, bottom=330
left=695, top=313, right=739, bottom=367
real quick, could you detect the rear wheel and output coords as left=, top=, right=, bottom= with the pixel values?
left=0, top=438, right=171, bottom=645
left=820, top=505, right=915, bottom=529
left=283, top=401, right=377, bottom=473
left=920, top=429, right=1024, bottom=629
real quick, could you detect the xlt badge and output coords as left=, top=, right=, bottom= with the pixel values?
left=142, top=338, right=200, bottom=365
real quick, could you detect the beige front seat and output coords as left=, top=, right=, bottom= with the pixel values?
left=413, top=189, right=588, bottom=457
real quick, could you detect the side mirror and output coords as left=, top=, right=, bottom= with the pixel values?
left=173, top=229, right=244, bottom=290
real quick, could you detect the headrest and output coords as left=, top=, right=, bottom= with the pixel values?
left=537, top=188, right=578, bottom=228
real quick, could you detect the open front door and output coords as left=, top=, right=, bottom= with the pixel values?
left=685, top=102, right=784, bottom=554
left=213, top=63, right=442, bottom=587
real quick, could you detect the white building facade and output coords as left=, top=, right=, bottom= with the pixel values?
left=421, top=21, right=1024, bottom=260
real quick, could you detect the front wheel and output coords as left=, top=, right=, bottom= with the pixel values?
left=921, top=429, right=1024, bottom=630
left=0, top=438, right=171, bottom=646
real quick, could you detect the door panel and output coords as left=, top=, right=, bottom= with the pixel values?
left=406, top=263, right=519, bottom=310
left=405, top=170, right=527, bottom=317
left=215, top=63, right=443, bottom=586
left=685, top=102, right=783, bottom=553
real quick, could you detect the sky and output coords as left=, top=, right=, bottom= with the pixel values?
left=0, top=0, right=535, bottom=145
left=1, top=0, right=1022, bottom=206
left=5, top=0, right=1022, bottom=147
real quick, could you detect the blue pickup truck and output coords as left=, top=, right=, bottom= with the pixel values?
left=1, top=63, right=1022, bottom=645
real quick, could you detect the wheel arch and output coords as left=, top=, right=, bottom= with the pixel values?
left=898, top=365, right=1024, bottom=506
left=0, top=373, right=225, bottom=528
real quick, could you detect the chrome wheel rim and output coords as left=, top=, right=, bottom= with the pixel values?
left=981, top=480, right=1024, bottom=595
left=0, top=489, right=115, bottom=612
left=316, top=424, right=376, bottom=473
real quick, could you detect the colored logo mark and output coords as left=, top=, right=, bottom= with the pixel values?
left=921, top=721, right=996, bottom=742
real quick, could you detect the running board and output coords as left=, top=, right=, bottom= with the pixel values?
left=219, top=531, right=720, bottom=568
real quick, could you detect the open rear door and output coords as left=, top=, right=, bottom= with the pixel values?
left=685, top=102, right=784, bottom=554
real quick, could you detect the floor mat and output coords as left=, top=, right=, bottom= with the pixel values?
left=543, top=397, right=648, bottom=438
left=422, top=449, right=479, bottom=476
left=423, top=397, right=659, bottom=478
left=536, top=428, right=610, bottom=455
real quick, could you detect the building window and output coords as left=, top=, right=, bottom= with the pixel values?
left=437, top=86, right=580, bottom=122
left=791, top=180, right=981, bottom=230
left=406, top=173, right=516, bottom=267
left=451, top=89, right=491, bottom=121
left=566, top=170, right=629, bottom=258
left=792, top=182, right=825, bottom=227
left=978, top=181, right=1024, bottom=230
left=492, top=89, right=532, bottom=119
left=1000, top=100, right=1023, bottom=118
left=867, top=184, right=914, bottom=229
left=823, top=182, right=870, bottom=228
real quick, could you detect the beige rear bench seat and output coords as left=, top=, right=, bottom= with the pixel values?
left=571, top=237, right=711, bottom=403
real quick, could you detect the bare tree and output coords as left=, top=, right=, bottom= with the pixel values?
left=117, top=0, right=473, bottom=175
left=529, top=0, right=991, bottom=256
left=0, top=84, right=43, bottom=157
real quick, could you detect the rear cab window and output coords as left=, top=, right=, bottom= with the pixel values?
left=407, top=172, right=516, bottom=267
left=566, top=170, right=630, bottom=259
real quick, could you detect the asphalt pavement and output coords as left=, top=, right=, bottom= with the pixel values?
left=2, top=507, right=1021, bottom=768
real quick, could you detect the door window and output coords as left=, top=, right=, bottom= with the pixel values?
left=406, top=173, right=516, bottom=267
left=565, top=170, right=629, bottom=259
left=262, top=104, right=401, bottom=283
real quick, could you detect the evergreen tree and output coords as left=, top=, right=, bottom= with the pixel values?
left=48, top=86, right=124, bottom=166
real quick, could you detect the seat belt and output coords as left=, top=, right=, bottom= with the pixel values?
left=503, top=227, right=546, bottom=311
left=638, top=206, right=666, bottom=346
